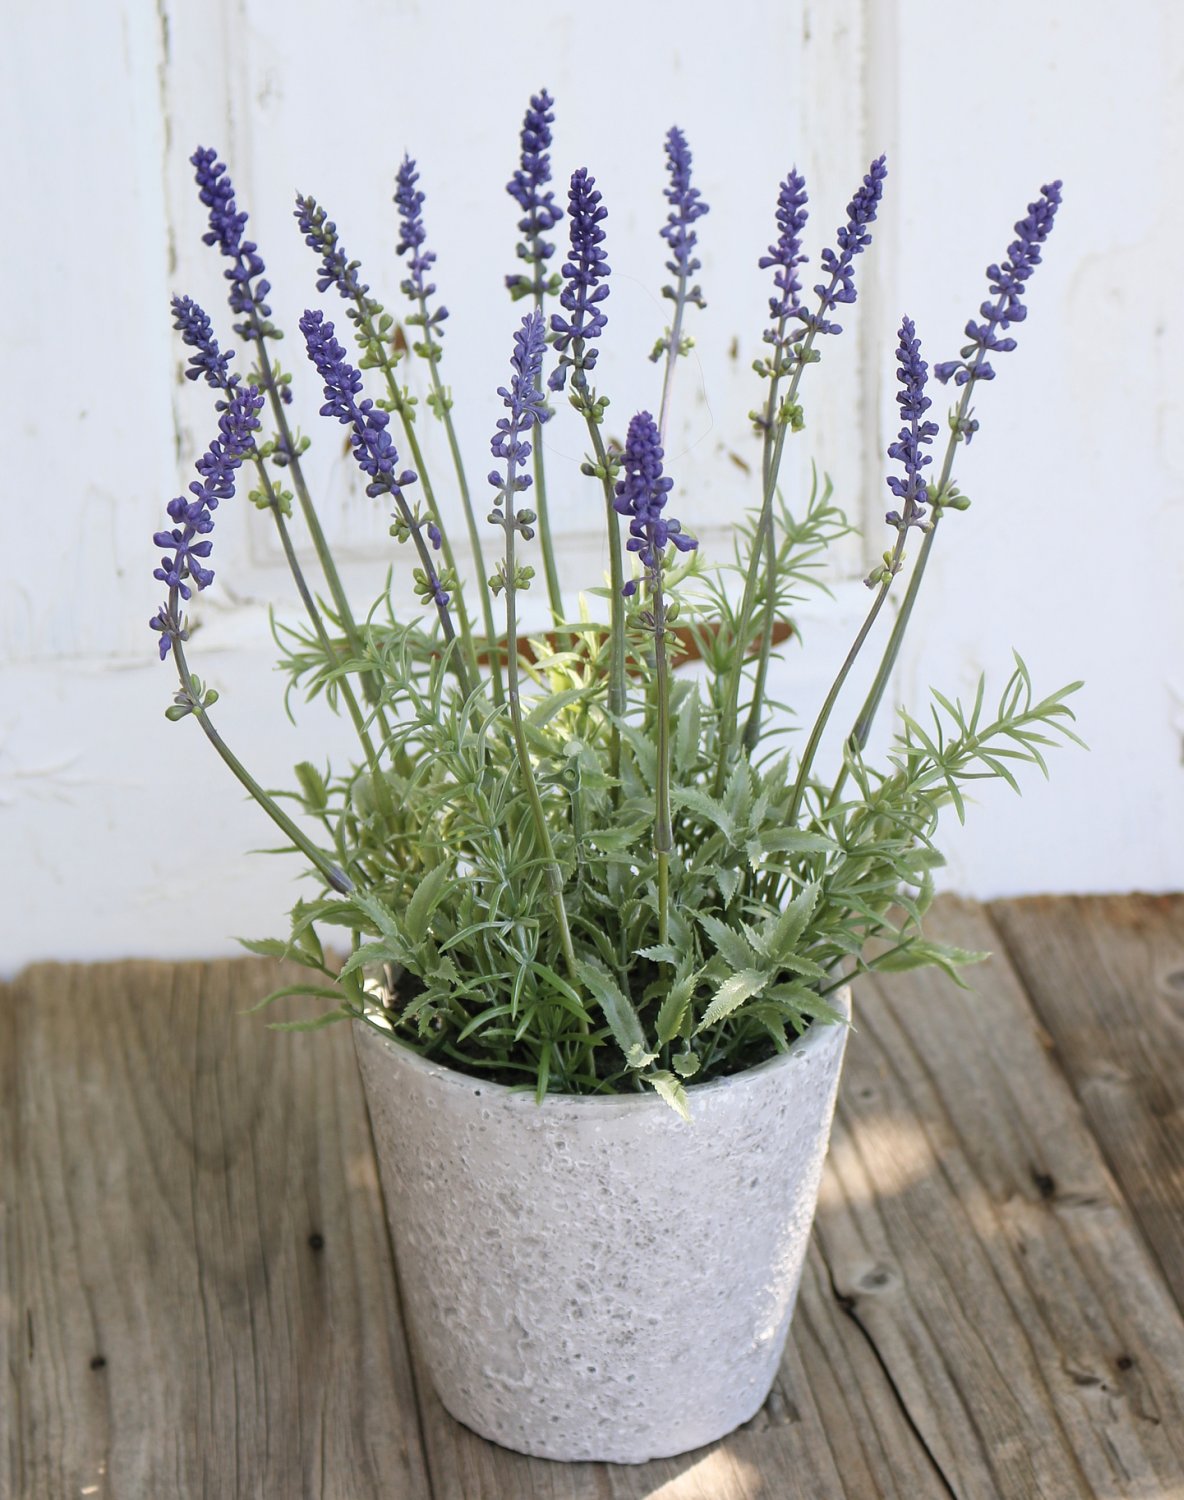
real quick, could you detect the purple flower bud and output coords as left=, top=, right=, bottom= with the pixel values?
left=150, top=383, right=263, bottom=658
left=549, top=168, right=610, bottom=392
left=884, top=317, right=939, bottom=530
left=506, top=90, right=564, bottom=298
left=190, top=146, right=272, bottom=340
left=490, top=310, right=548, bottom=487
left=936, top=181, right=1063, bottom=389
left=294, top=194, right=369, bottom=301
left=799, top=155, right=887, bottom=338
left=660, top=126, right=709, bottom=285
left=613, top=412, right=696, bottom=593
left=394, top=155, right=448, bottom=330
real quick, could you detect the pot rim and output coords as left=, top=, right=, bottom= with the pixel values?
left=353, top=983, right=851, bottom=1111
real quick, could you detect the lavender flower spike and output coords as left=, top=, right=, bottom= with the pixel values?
left=759, top=169, right=809, bottom=340
left=150, top=383, right=263, bottom=658
left=488, top=310, right=547, bottom=537
left=171, top=294, right=235, bottom=391
left=190, top=146, right=274, bottom=341
left=294, top=195, right=368, bottom=302
left=613, top=412, right=697, bottom=596
left=935, top=181, right=1063, bottom=391
left=394, top=154, right=448, bottom=332
left=506, top=90, right=564, bottom=300
left=549, top=168, right=610, bottom=392
left=885, top=317, right=939, bottom=533
left=300, top=309, right=416, bottom=502
left=660, top=127, right=709, bottom=294
left=802, top=154, right=887, bottom=338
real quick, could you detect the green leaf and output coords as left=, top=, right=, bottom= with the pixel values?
left=404, top=862, right=452, bottom=945
left=757, top=881, right=820, bottom=963
left=574, top=959, right=656, bottom=1069
left=873, top=939, right=987, bottom=983
left=242, top=984, right=346, bottom=1015
left=268, top=1008, right=351, bottom=1032
left=337, top=940, right=402, bottom=980
left=635, top=943, right=682, bottom=965
left=655, top=972, right=698, bottom=1044
left=696, top=968, right=770, bottom=1032
left=697, top=913, right=759, bottom=972
left=672, top=1049, right=700, bottom=1079
left=235, top=936, right=321, bottom=970
left=293, top=760, right=328, bottom=811
left=646, top=1069, right=692, bottom=1122
left=672, top=786, right=736, bottom=843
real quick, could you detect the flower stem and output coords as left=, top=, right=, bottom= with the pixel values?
left=413, top=294, right=501, bottom=679
left=170, top=625, right=353, bottom=894
left=500, top=475, right=576, bottom=977
left=251, top=329, right=386, bottom=726
left=656, top=278, right=688, bottom=445
left=652, top=576, right=673, bottom=944
left=573, top=364, right=626, bottom=786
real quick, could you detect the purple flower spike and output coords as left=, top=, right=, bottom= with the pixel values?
left=885, top=317, right=939, bottom=531
left=549, top=168, right=610, bottom=392
left=294, top=194, right=369, bottom=302
left=190, top=146, right=273, bottom=340
left=759, top=169, right=809, bottom=331
left=661, top=126, right=709, bottom=287
left=490, top=309, right=547, bottom=487
left=171, top=294, right=235, bottom=391
left=150, top=383, right=263, bottom=658
left=935, top=181, right=1063, bottom=391
left=506, top=90, right=564, bottom=299
left=612, top=412, right=697, bottom=595
left=801, top=154, right=887, bottom=338
left=300, top=309, right=417, bottom=500
left=394, top=155, right=448, bottom=333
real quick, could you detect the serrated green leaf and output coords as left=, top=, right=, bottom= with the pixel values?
left=672, top=1049, right=700, bottom=1079
left=646, top=1069, right=692, bottom=1122
left=716, top=865, right=741, bottom=904
left=655, top=972, right=698, bottom=1044
left=293, top=760, right=328, bottom=811
left=698, top=913, right=759, bottom=972
left=236, top=936, right=321, bottom=969
left=672, top=786, right=736, bottom=842
left=696, top=968, right=770, bottom=1032
left=636, top=943, right=682, bottom=966
left=404, top=862, right=452, bottom=945
left=757, top=881, right=820, bottom=963
left=574, top=959, right=656, bottom=1069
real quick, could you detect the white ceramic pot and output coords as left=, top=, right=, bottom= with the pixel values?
left=353, top=987, right=850, bottom=1465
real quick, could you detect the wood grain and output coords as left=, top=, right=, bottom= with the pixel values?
left=5, top=899, right=1184, bottom=1498
left=1, top=959, right=430, bottom=1500
left=990, top=893, right=1184, bottom=1315
left=813, top=897, right=1184, bottom=1498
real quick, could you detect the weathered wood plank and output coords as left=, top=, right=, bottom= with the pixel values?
left=990, top=893, right=1184, bottom=1315
left=811, top=896, right=1184, bottom=1498
left=1, top=959, right=431, bottom=1500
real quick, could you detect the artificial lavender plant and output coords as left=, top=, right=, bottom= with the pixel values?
left=149, top=103, right=1079, bottom=1109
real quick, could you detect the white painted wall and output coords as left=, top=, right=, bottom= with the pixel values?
left=2, top=0, right=1179, bottom=972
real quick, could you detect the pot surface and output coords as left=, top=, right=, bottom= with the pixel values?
left=354, top=989, right=850, bottom=1464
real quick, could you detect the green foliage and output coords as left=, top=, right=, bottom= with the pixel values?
left=252, top=483, right=1081, bottom=1109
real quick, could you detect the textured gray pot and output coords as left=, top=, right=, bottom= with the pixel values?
left=353, top=988, right=850, bottom=1464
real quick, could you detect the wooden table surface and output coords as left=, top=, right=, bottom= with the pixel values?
left=4, top=895, right=1184, bottom=1499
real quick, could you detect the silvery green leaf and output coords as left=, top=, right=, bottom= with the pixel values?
left=404, top=863, right=452, bottom=945
left=268, top=1008, right=352, bottom=1032
left=695, top=968, right=771, bottom=1032
left=655, top=972, right=698, bottom=1044
left=698, top=912, right=759, bottom=973
left=646, top=1069, right=692, bottom=1122
left=575, top=959, right=656, bottom=1070
left=672, top=1049, right=700, bottom=1079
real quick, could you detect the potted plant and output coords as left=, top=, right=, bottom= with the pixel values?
left=149, top=94, right=1079, bottom=1463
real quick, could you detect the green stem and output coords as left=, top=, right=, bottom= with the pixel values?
left=785, top=532, right=906, bottom=826
left=829, top=370, right=983, bottom=810
left=257, top=460, right=393, bottom=819
left=501, top=467, right=577, bottom=978
left=573, top=363, right=626, bottom=787
left=170, top=628, right=353, bottom=894
left=656, top=276, right=688, bottom=444
left=413, top=296, right=499, bottom=682
left=652, top=575, right=673, bottom=945
left=252, top=333, right=386, bottom=730
left=391, top=490, right=472, bottom=702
